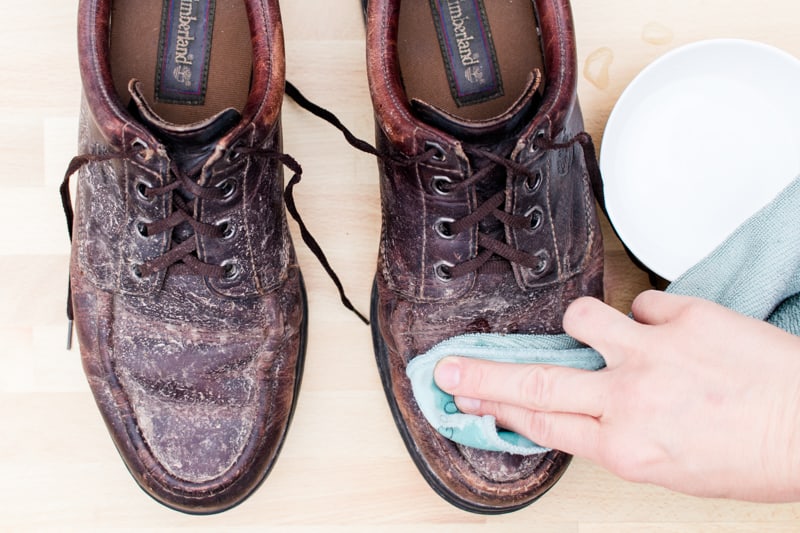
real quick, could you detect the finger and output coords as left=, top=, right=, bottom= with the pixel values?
left=563, top=297, right=641, bottom=365
left=630, top=290, right=694, bottom=325
left=434, top=357, right=608, bottom=417
left=455, top=397, right=603, bottom=460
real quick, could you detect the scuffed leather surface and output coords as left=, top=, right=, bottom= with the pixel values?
left=71, top=0, right=303, bottom=513
left=368, top=0, right=604, bottom=512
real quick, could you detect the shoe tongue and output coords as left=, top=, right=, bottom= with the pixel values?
left=128, top=80, right=240, bottom=158
left=411, top=71, right=542, bottom=143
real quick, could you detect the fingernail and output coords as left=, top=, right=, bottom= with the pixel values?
left=434, top=358, right=461, bottom=390
left=455, top=396, right=481, bottom=413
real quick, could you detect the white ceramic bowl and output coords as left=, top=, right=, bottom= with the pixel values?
left=600, top=39, right=800, bottom=280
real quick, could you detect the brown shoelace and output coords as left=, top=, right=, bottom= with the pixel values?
left=284, top=81, right=604, bottom=281
left=61, top=139, right=368, bottom=348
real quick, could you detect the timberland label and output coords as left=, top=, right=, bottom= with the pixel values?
left=429, top=0, right=504, bottom=106
left=155, top=0, right=216, bottom=105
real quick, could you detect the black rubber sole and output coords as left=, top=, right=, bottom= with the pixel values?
left=370, top=279, right=555, bottom=515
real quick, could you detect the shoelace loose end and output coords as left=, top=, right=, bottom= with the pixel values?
left=66, top=320, right=74, bottom=351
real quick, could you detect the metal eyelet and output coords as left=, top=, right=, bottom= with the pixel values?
left=218, top=220, right=236, bottom=240
left=132, top=138, right=148, bottom=151
left=134, top=220, right=149, bottom=237
left=524, top=171, right=543, bottom=192
left=528, top=130, right=546, bottom=154
left=434, top=261, right=454, bottom=282
left=221, top=260, right=241, bottom=280
left=424, top=141, right=447, bottom=162
left=217, top=178, right=237, bottom=199
left=533, top=250, right=550, bottom=275
left=431, top=175, right=453, bottom=196
left=225, top=141, right=243, bottom=163
left=135, top=180, right=153, bottom=201
left=131, top=138, right=152, bottom=161
left=526, top=206, right=544, bottom=231
left=433, top=217, right=456, bottom=239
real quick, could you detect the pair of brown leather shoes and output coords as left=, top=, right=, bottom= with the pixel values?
left=66, top=0, right=602, bottom=514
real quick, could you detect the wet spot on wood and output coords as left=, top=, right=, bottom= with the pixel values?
left=642, top=22, right=673, bottom=46
left=584, top=47, right=614, bottom=90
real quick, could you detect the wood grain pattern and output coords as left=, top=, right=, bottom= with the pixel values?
left=2, top=0, right=799, bottom=529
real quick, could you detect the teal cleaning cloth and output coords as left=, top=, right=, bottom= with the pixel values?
left=407, top=334, right=605, bottom=455
left=407, top=175, right=800, bottom=455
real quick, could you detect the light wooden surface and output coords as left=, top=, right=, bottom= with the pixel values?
left=3, top=0, right=800, bottom=530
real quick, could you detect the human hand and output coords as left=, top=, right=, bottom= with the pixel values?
left=433, top=291, right=800, bottom=502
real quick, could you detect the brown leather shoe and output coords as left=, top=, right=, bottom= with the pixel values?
left=65, top=0, right=304, bottom=513
left=366, top=0, right=604, bottom=513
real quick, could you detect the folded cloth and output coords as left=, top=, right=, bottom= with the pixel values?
left=407, top=175, right=800, bottom=455
left=407, top=334, right=605, bottom=455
